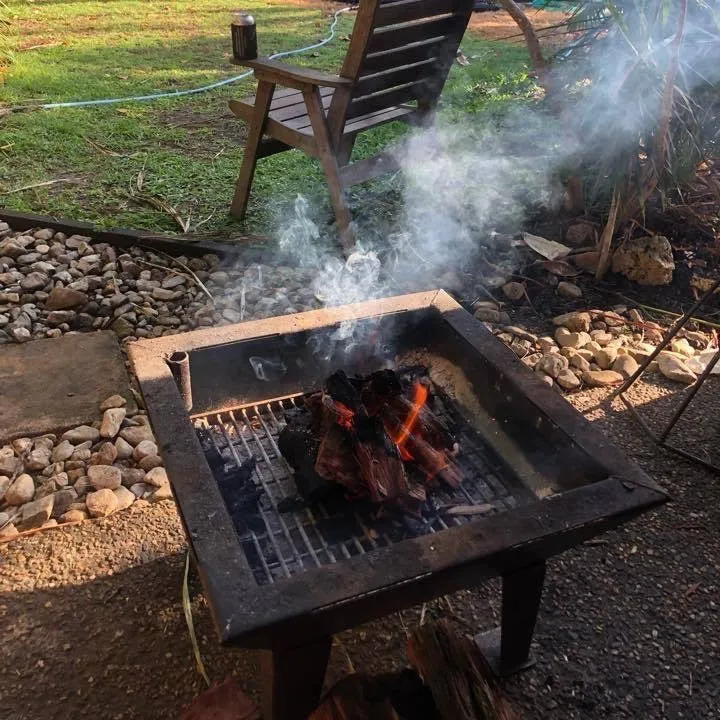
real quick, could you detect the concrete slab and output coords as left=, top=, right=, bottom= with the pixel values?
left=0, top=331, right=133, bottom=443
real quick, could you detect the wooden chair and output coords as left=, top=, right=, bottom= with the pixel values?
left=228, top=0, right=475, bottom=248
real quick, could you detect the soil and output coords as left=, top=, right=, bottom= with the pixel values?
left=2, top=375, right=718, bottom=720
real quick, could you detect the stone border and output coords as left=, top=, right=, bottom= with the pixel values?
left=0, top=208, right=271, bottom=262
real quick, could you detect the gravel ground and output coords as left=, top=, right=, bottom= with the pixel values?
left=1, top=378, right=718, bottom=720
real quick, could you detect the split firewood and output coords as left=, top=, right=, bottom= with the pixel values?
left=408, top=621, right=520, bottom=720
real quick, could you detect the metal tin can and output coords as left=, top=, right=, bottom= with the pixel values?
left=231, top=11, right=257, bottom=61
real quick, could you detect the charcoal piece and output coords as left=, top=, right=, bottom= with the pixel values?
left=367, top=369, right=403, bottom=397
left=279, top=424, right=336, bottom=499
left=277, top=496, right=307, bottom=514
left=223, top=487, right=264, bottom=517
left=315, top=515, right=358, bottom=545
left=197, top=427, right=226, bottom=474
left=325, top=369, right=362, bottom=410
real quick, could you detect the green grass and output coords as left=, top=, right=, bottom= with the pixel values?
left=0, top=0, right=538, bottom=238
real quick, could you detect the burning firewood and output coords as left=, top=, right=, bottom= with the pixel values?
left=279, top=367, right=463, bottom=513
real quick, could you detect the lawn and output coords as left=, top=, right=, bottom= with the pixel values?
left=0, top=0, right=540, bottom=239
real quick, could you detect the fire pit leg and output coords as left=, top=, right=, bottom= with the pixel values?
left=260, top=635, right=332, bottom=720
left=475, top=561, right=546, bottom=676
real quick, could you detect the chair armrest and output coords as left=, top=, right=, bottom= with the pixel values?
left=242, top=57, right=352, bottom=91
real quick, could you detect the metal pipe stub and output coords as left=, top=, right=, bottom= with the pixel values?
left=167, top=351, right=193, bottom=412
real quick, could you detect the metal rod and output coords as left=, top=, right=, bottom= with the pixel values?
left=659, top=347, right=720, bottom=442
left=610, top=276, right=720, bottom=399
left=662, top=441, right=720, bottom=473
left=166, top=351, right=193, bottom=411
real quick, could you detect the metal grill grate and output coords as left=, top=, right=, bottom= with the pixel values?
left=195, top=395, right=520, bottom=586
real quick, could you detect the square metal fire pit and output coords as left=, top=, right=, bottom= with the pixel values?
left=128, top=290, right=667, bottom=720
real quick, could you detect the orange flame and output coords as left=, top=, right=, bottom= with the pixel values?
left=391, top=382, right=428, bottom=460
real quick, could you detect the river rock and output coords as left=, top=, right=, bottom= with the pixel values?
left=556, top=369, right=581, bottom=390
left=502, top=282, right=525, bottom=301
left=87, top=465, right=122, bottom=490
left=612, top=354, right=639, bottom=379
left=20, top=271, right=49, bottom=292
left=657, top=353, right=697, bottom=384
left=86, top=488, right=118, bottom=517
left=612, top=235, right=674, bottom=285
left=52, top=440, right=75, bottom=463
left=4, top=474, right=35, bottom=505
left=100, top=394, right=127, bottom=410
left=113, top=485, right=136, bottom=511
left=133, top=440, right=158, bottom=461
left=138, top=454, right=163, bottom=471
left=62, top=425, right=99, bottom=443
left=149, top=484, right=173, bottom=503
left=59, top=509, right=87, bottom=523
left=114, top=437, right=134, bottom=460
left=0, top=451, right=19, bottom=477
left=89, top=442, right=117, bottom=466
left=100, top=407, right=126, bottom=438
left=553, top=312, right=591, bottom=333
left=144, top=466, right=169, bottom=487
left=121, top=468, right=146, bottom=487
left=670, top=338, right=695, bottom=358
left=12, top=437, right=32, bottom=455
left=16, top=495, right=54, bottom=531
left=581, top=370, right=624, bottom=387
left=119, top=425, right=155, bottom=446
left=24, top=448, right=51, bottom=471
left=51, top=488, right=78, bottom=519
left=45, top=286, right=88, bottom=310
left=557, top=281, right=582, bottom=299
left=594, top=347, right=618, bottom=370
left=537, top=337, right=557, bottom=354
left=535, top=354, right=569, bottom=379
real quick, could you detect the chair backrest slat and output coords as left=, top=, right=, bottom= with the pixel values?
left=327, top=0, right=473, bottom=136
left=374, top=0, right=472, bottom=28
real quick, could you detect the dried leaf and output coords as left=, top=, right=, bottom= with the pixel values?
left=521, top=232, right=572, bottom=260
left=538, top=259, right=582, bottom=277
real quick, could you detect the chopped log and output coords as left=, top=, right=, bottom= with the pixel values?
left=315, top=423, right=364, bottom=495
left=309, top=674, right=400, bottom=720
left=408, top=621, right=520, bottom=720
left=353, top=440, right=408, bottom=504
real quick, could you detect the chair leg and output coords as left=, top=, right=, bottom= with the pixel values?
left=336, top=135, right=356, bottom=167
left=230, top=80, right=275, bottom=220
left=303, top=87, right=355, bottom=252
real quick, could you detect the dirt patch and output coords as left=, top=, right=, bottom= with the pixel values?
left=155, top=97, right=246, bottom=158
left=469, top=8, right=570, bottom=46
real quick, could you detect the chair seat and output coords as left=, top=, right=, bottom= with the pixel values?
left=232, top=86, right=418, bottom=136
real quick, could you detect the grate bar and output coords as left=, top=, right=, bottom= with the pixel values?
left=196, top=390, right=523, bottom=586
